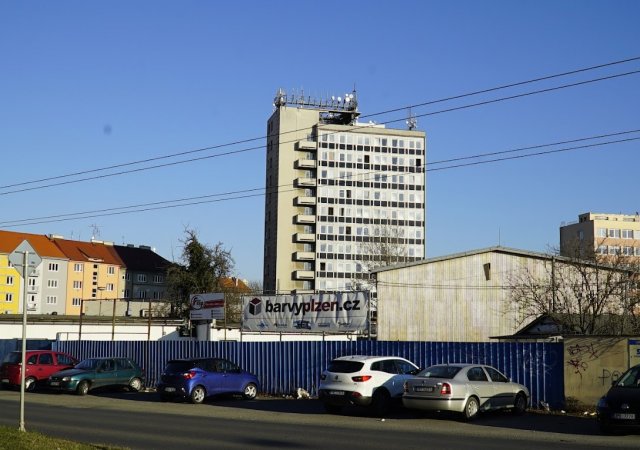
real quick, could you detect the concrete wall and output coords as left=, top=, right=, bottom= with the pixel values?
left=563, top=336, right=634, bottom=406
left=0, top=320, right=354, bottom=342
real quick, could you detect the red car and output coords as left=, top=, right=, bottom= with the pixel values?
left=1, top=350, right=78, bottom=392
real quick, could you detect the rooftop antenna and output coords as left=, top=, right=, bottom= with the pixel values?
left=406, top=107, right=417, bottom=130
left=90, top=223, right=101, bottom=240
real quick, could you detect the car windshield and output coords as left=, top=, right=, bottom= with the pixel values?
left=327, top=360, right=364, bottom=373
left=418, top=365, right=462, bottom=379
left=614, top=366, right=640, bottom=388
left=75, top=359, right=101, bottom=370
left=164, top=361, right=197, bottom=373
left=2, top=352, right=21, bottom=364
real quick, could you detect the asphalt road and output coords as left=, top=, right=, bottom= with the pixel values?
left=0, top=389, right=638, bottom=450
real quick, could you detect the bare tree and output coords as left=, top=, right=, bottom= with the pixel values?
left=507, top=240, right=640, bottom=335
left=351, top=225, right=410, bottom=291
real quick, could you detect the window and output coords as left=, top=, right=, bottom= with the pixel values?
left=74, top=263, right=83, bottom=272
left=48, top=263, right=59, bottom=272
left=126, top=272, right=131, bottom=281
left=73, top=281, right=82, bottom=289
left=466, top=367, right=489, bottom=382
left=57, top=354, right=75, bottom=365
left=153, top=275, right=164, bottom=283
left=39, top=353, right=53, bottom=365
left=72, top=298, right=82, bottom=307
left=6, top=276, right=13, bottom=285
left=107, top=266, right=115, bottom=275
left=137, top=274, right=147, bottom=283
left=485, top=366, right=508, bottom=382
left=106, top=283, right=114, bottom=292
left=608, top=229, right=621, bottom=238
left=5, top=293, right=12, bottom=302
left=47, top=279, right=58, bottom=288
left=46, top=296, right=57, bottom=305
left=622, top=229, right=634, bottom=239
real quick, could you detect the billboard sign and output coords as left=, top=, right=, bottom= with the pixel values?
left=241, top=291, right=369, bottom=333
left=189, top=293, right=225, bottom=321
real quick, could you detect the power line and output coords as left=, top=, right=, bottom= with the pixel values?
left=360, top=56, right=640, bottom=120
left=2, top=130, right=637, bottom=228
left=429, top=129, right=640, bottom=166
left=2, top=58, right=639, bottom=195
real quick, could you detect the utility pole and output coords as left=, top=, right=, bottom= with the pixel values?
left=9, top=241, right=42, bottom=433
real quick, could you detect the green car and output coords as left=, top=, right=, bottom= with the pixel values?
left=47, top=357, right=145, bottom=395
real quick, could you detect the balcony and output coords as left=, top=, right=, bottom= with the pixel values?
left=292, top=289, right=314, bottom=295
left=294, top=270, right=315, bottom=280
left=295, top=177, right=317, bottom=188
left=295, top=196, right=316, bottom=206
left=296, top=140, right=316, bottom=151
left=294, top=233, right=316, bottom=243
left=295, top=159, right=316, bottom=169
left=294, top=251, right=315, bottom=261
left=295, top=214, right=315, bottom=224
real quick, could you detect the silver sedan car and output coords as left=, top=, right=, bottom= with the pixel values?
left=402, top=363, right=529, bottom=420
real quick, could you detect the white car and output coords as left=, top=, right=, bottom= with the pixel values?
left=402, top=363, right=529, bottom=420
left=318, top=355, right=420, bottom=416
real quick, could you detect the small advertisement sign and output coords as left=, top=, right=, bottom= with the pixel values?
left=241, top=291, right=369, bottom=333
left=189, top=293, right=225, bottom=321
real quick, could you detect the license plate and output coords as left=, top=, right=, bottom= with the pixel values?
left=613, top=413, right=635, bottom=420
left=49, top=381, right=60, bottom=386
left=164, top=387, right=176, bottom=392
left=1, top=379, right=8, bottom=383
left=414, top=386, right=434, bottom=393
left=329, top=390, right=344, bottom=396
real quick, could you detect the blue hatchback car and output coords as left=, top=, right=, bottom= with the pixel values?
left=157, top=357, right=259, bottom=404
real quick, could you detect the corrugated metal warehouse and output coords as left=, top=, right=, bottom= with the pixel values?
left=371, top=247, right=552, bottom=341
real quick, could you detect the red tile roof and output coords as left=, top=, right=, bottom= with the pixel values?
left=50, top=238, right=124, bottom=265
left=0, top=230, right=67, bottom=258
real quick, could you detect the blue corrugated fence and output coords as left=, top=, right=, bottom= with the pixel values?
left=52, top=340, right=564, bottom=408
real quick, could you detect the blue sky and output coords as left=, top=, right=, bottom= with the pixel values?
left=1, top=1, right=639, bottom=283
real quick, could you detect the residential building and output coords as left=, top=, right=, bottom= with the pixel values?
left=0, top=230, right=68, bottom=315
left=49, top=237, right=125, bottom=315
left=263, top=89, right=426, bottom=294
left=111, top=243, right=172, bottom=315
left=560, top=212, right=640, bottom=258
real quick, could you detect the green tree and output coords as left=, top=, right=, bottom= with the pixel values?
left=166, top=229, right=235, bottom=319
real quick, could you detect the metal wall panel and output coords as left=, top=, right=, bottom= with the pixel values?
left=53, top=340, right=564, bottom=409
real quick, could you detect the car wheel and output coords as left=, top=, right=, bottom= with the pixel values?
left=323, top=403, right=342, bottom=414
left=463, top=396, right=480, bottom=420
left=128, top=377, right=143, bottom=392
left=24, top=377, right=37, bottom=392
left=190, top=385, right=206, bottom=404
left=512, top=393, right=527, bottom=415
left=243, top=383, right=257, bottom=400
left=76, top=380, right=90, bottom=396
left=599, top=420, right=616, bottom=435
left=371, top=389, right=391, bottom=417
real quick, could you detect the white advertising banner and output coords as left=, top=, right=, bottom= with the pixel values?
left=241, top=291, right=369, bottom=333
left=190, top=293, right=225, bottom=321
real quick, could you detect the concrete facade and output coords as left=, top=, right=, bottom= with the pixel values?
left=263, top=90, right=426, bottom=294
left=560, top=212, right=640, bottom=258
left=563, top=336, right=637, bottom=406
